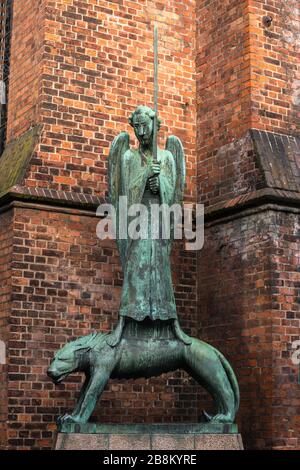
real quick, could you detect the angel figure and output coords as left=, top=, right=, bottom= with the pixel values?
left=108, top=105, right=191, bottom=347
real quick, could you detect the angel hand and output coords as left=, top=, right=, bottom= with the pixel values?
left=150, top=161, right=160, bottom=177
left=149, top=176, right=160, bottom=194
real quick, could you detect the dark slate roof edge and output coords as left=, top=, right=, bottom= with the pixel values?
left=250, top=128, right=300, bottom=140
left=0, top=125, right=43, bottom=195
left=250, top=128, right=300, bottom=192
left=0, top=185, right=107, bottom=211
left=205, top=187, right=300, bottom=221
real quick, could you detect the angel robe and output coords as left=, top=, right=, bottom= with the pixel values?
left=118, top=148, right=178, bottom=322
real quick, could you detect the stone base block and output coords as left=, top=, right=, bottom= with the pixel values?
left=55, top=423, right=243, bottom=450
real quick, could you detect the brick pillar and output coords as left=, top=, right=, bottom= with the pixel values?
left=196, top=0, right=299, bottom=449
left=0, top=210, right=12, bottom=449
left=0, top=0, right=198, bottom=449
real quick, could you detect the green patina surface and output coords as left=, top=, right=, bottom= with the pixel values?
left=48, top=106, right=240, bottom=427
left=59, top=423, right=238, bottom=435
left=48, top=325, right=240, bottom=426
left=0, top=125, right=42, bottom=197
left=108, top=106, right=186, bottom=324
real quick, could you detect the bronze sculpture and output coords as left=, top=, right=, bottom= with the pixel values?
left=48, top=329, right=239, bottom=425
left=106, top=104, right=191, bottom=347
left=48, top=27, right=240, bottom=427
left=48, top=104, right=240, bottom=425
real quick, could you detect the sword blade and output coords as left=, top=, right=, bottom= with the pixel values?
left=153, top=25, right=158, bottom=163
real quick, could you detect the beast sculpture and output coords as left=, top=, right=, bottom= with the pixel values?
left=48, top=324, right=239, bottom=425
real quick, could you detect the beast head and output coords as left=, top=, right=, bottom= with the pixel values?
left=47, top=332, right=100, bottom=384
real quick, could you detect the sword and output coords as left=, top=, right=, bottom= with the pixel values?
left=153, top=25, right=158, bottom=163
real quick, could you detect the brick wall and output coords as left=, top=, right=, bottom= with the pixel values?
left=196, top=0, right=300, bottom=207
left=271, top=210, right=300, bottom=450
left=197, top=130, right=266, bottom=208
left=5, top=205, right=197, bottom=449
left=196, top=0, right=300, bottom=160
left=249, top=0, right=300, bottom=134
left=195, top=0, right=300, bottom=450
left=7, top=0, right=44, bottom=141
left=198, top=209, right=274, bottom=449
left=196, top=0, right=252, bottom=154
left=0, top=209, right=13, bottom=450
left=7, top=0, right=196, bottom=200
left=198, top=208, right=300, bottom=449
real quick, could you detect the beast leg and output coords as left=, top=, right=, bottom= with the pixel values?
left=183, top=339, right=236, bottom=423
left=73, top=373, right=90, bottom=415
left=57, top=374, right=91, bottom=426
left=59, top=350, right=116, bottom=425
left=58, top=369, right=111, bottom=425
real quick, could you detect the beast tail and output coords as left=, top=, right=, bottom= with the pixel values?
left=213, top=347, right=240, bottom=414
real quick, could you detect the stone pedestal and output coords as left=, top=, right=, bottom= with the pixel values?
left=55, top=423, right=243, bottom=450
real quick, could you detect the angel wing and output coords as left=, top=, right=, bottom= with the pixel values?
left=165, top=135, right=186, bottom=205
left=108, top=132, right=130, bottom=270
left=108, top=131, right=130, bottom=207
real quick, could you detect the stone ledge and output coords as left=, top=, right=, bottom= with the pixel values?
left=55, top=424, right=243, bottom=450
left=59, top=422, right=238, bottom=434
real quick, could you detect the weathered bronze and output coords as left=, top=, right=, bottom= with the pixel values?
left=48, top=323, right=239, bottom=425
left=107, top=105, right=191, bottom=345
left=48, top=105, right=240, bottom=426
left=48, top=28, right=240, bottom=427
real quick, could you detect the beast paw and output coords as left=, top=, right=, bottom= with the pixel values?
left=202, top=410, right=212, bottom=422
left=210, top=413, right=233, bottom=424
left=57, top=414, right=83, bottom=425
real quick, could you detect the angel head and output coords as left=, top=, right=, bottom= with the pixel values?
left=129, top=105, right=161, bottom=147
